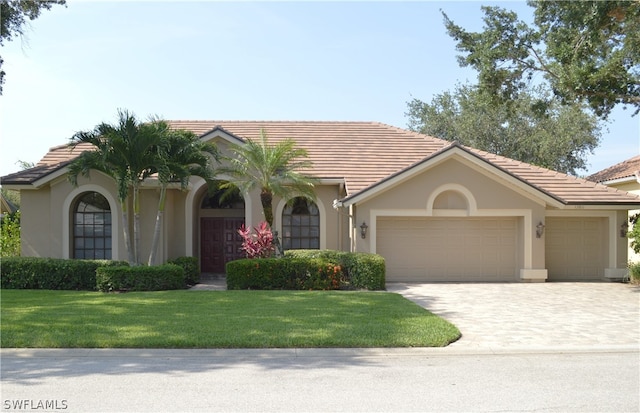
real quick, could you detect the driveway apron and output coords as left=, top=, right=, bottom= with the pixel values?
left=387, top=282, right=640, bottom=351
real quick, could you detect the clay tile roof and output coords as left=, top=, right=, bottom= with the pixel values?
left=2, top=120, right=639, bottom=206
left=169, top=120, right=449, bottom=195
left=464, top=147, right=639, bottom=205
left=1, top=162, right=69, bottom=185
left=1, top=142, right=94, bottom=185
left=586, top=155, right=640, bottom=183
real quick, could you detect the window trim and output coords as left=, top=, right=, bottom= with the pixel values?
left=275, top=196, right=326, bottom=250
left=63, top=185, right=119, bottom=259
left=72, top=192, right=113, bottom=259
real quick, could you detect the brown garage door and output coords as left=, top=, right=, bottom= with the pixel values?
left=377, top=217, right=518, bottom=282
left=545, top=217, right=606, bottom=281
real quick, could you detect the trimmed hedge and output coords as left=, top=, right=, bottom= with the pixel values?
left=226, top=258, right=342, bottom=290
left=96, top=264, right=185, bottom=292
left=168, top=256, right=200, bottom=286
left=0, top=257, right=128, bottom=290
left=227, top=250, right=385, bottom=290
left=285, top=250, right=386, bottom=290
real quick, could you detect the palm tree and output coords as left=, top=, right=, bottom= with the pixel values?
left=218, top=129, right=317, bottom=228
left=68, top=109, right=164, bottom=265
left=147, top=126, right=218, bottom=265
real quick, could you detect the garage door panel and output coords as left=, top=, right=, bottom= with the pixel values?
left=545, top=217, right=605, bottom=281
left=378, top=217, right=518, bottom=282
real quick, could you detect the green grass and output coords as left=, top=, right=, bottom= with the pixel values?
left=0, top=290, right=460, bottom=348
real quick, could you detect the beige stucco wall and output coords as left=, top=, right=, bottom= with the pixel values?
left=350, top=158, right=547, bottom=274
left=607, top=180, right=640, bottom=263
left=20, top=188, right=52, bottom=257
left=20, top=172, right=126, bottom=260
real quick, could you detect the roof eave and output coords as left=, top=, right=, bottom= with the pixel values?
left=597, top=175, right=638, bottom=186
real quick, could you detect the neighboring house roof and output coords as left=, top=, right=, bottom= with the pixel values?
left=587, top=155, right=640, bottom=184
left=2, top=121, right=639, bottom=207
left=1, top=192, right=18, bottom=215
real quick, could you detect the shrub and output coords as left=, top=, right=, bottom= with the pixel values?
left=226, top=258, right=342, bottom=290
left=0, top=257, right=127, bottom=290
left=285, top=250, right=385, bottom=290
left=227, top=250, right=385, bottom=290
left=96, top=264, right=184, bottom=292
left=341, top=253, right=386, bottom=290
left=238, top=222, right=275, bottom=258
left=0, top=211, right=21, bottom=257
left=168, top=256, right=200, bottom=286
left=628, top=262, right=640, bottom=284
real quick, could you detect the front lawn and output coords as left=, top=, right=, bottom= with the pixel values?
left=0, top=290, right=460, bottom=348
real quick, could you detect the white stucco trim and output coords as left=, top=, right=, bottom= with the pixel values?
left=426, top=183, right=478, bottom=216
left=184, top=177, right=252, bottom=257
left=274, top=197, right=327, bottom=250
left=32, top=167, right=72, bottom=189
left=598, top=176, right=636, bottom=186
left=62, top=184, right=119, bottom=260
left=369, top=207, right=533, bottom=269
left=545, top=209, right=619, bottom=269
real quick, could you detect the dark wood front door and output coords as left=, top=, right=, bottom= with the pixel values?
left=201, top=217, right=245, bottom=273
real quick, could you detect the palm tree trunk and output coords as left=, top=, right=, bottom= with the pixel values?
left=148, top=186, right=166, bottom=266
left=133, top=182, right=141, bottom=265
left=120, top=199, right=136, bottom=265
left=260, top=190, right=274, bottom=227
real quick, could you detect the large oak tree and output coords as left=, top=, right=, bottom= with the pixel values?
left=406, top=84, right=601, bottom=175
left=443, top=0, right=639, bottom=119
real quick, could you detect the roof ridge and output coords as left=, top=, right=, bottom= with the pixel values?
left=166, top=120, right=380, bottom=124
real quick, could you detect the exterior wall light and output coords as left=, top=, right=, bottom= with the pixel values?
left=360, top=221, right=368, bottom=239
left=536, top=222, right=545, bottom=238
left=621, top=222, right=629, bottom=238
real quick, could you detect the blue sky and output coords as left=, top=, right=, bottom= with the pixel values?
left=1, top=0, right=638, bottom=179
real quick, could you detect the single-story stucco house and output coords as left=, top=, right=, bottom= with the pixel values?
left=2, top=121, right=639, bottom=282
left=588, top=155, right=640, bottom=263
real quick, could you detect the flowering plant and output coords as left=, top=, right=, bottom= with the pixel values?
left=238, top=221, right=275, bottom=259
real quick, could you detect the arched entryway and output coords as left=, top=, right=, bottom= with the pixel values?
left=199, top=182, right=246, bottom=273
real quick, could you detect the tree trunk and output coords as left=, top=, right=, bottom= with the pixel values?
left=148, top=186, right=166, bottom=266
left=133, top=183, right=141, bottom=265
left=260, top=190, right=273, bottom=227
left=120, top=199, right=136, bottom=265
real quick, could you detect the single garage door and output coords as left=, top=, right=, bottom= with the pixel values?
left=377, top=217, right=518, bottom=282
left=545, top=217, right=606, bottom=281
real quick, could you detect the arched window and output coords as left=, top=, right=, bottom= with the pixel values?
left=73, top=192, right=112, bottom=259
left=282, top=197, right=320, bottom=249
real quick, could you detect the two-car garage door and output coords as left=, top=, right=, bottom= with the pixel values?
left=378, top=217, right=518, bottom=282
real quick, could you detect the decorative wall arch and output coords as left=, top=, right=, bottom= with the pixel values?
left=62, top=184, right=119, bottom=259
left=426, top=183, right=478, bottom=216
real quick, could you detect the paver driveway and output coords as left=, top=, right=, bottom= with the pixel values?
left=387, top=282, right=640, bottom=351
